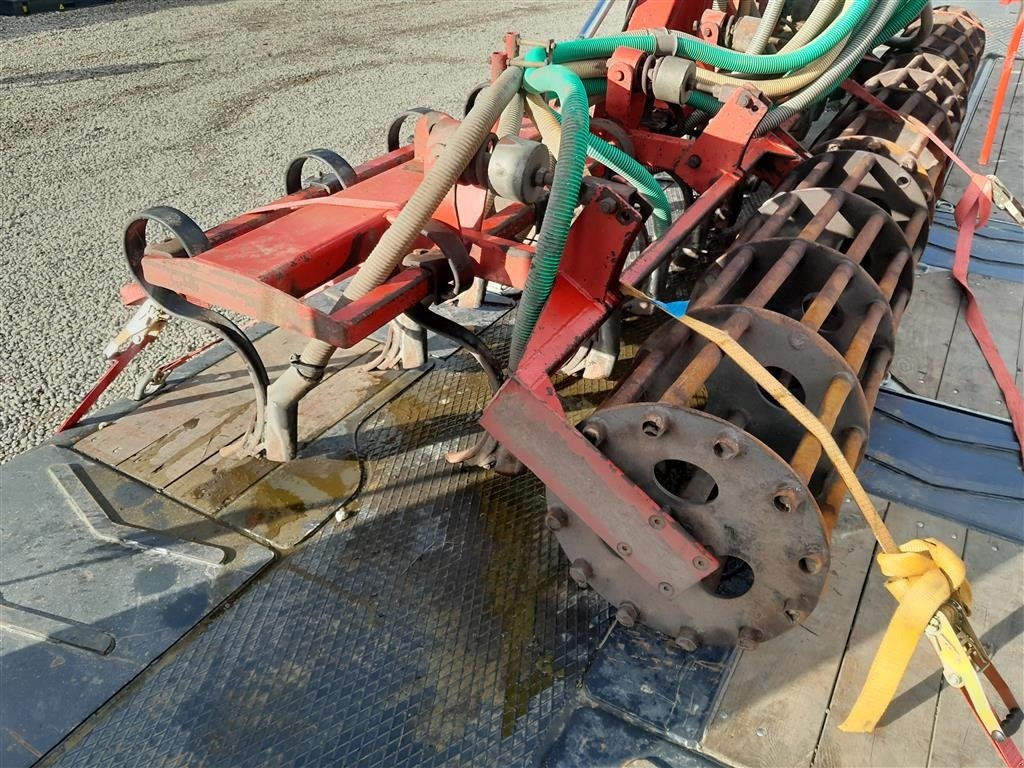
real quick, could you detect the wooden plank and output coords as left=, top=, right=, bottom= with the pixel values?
left=700, top=497, right=884, bottom=768
left=112, top=336, right=376, bottom=489
left=211, top=366, right=423, bottom=549
left=813, top=505, right=968, bottom=768
left=891, top=270, right=962, bottom=397
left=165, top=354, right=387, bottom=513
left=929, top=529, right=1024, bottom=768
left=76, top=328, right=305, bottom=466
left=936, top=273, right=1024, bottom=419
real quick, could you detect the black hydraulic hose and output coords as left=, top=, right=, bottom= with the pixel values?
left=888, top=2, right=933, bottom=48
left=621, top=0, right=638, bottom=30
left=403, top=304, right=504, bottom=395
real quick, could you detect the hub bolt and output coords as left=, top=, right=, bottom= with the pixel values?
left=784, top=595, right=813, bottom=623
left=569, top=558, right=593, bottom=587
left=712, top=434, right=740, bottom=460
left=581, top=421, right=605, bottom=446
left=772, top=488, right=799, bottom=514
left=545, top=507, right=568, bottom=531
left=737, top=626, right=763, bottom=650
left=641, top=413, right=666, bottom=438
left=675, top=627, right=701, bottom=652
left=616, top=601, right=639, bottom=627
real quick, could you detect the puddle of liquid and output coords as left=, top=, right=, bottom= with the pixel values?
left=477, top=476, right=562, bottom=739
left=221, top=455, right=361, bottom=546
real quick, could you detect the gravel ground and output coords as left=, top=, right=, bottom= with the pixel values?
left=0, top=0, right=615, bottom=461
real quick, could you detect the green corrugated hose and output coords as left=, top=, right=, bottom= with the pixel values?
left=547, top=0, right=872, bottom=75
left=508, top=0, right=925, bottom=364
left=537, top=101, right=671, bottom=238
left=509, top=57, right=592, bottom=370
left=757, top=0, right=930, bottom=131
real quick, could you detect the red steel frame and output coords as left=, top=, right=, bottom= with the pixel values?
left=69, top=29, right=804, bottom=595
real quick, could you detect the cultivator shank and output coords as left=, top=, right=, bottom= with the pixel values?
left=83, top=1, right=988, bottom=652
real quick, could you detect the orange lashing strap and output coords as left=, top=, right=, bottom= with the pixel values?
left=980, top=1, right=1024, bottom=165
left=622, top=282, right=1024, bottom=767
left=840, top=79, right=1024, bottom=457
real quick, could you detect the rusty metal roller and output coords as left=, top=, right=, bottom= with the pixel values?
left=815, top=92, right=960, bottom=198
left=911, top=6, right=986, bottom=83
left=814, top=9, right=984, bottom=200
left=544, top=8, right=985, bottom=652
left=547, top=190, right=911, bottom=647
left=870, top=51, right=972, bottom=127
left=769, top=152, right=932, bottom=257
left=551, top=303, right=864, bottom=648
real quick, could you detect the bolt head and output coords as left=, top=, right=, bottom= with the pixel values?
left=599, top=197, right=617, bottom=214
left=641, top=413, right=666, bottom=438
left=648, top=514, right=666, bottom=529
left=658, top=581, right=675, bottom=597
left=692, top=556, right=710, bottom=571
left=675, top=627, right=701, bottom=652
left=545, top=507, right=568, bottom=531
left=581, top=421, right=605, bottom=446
left=737, top=626, right=763, bottom=650
left=616, top=541, right=633, bottom=557
left=712, top=434, right=740, bottom=460
left=569, top=558, right=593, bottom=587
left=616, top=601, right=639, bottom=627
left=784, top=595, right=813, bottom=623
left=687, top=154, right=702, bottom=168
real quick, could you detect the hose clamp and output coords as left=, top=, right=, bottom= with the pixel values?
left=290, top=355, right=327, bottom=382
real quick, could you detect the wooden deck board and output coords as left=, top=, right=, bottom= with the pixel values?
left=164, top=347, right=382, bottom=513
left=890, top=270, right=962, bottom=397
left=702, top=499, right=1023, bottom=768
left=75, top=328, right=306, bottom=467
left=936, top=273, right=1023, bottom=420
left=700, top=497, right=884, bottom=768
left=812, top=506, right=968, bottom=768
left=929, top=529, right=1024, bottom=768
left=79, top=331, right=377, bottom=489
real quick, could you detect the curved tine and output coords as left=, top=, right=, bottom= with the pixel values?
left=124, top=206, right=270, bottom=454
left=386, top=107, right=439, bottom=153
left=403, top=303, right=506, bottom=469
left=284, top=149, right=357, bottom=195
left=463, top=82, right=489, bottom=118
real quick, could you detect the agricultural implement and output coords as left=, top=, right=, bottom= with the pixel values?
left=39, top=0, right=1024, bottom=764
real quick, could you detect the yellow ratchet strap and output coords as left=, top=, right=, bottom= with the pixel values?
left=623, top=283, right=1022, bottom=760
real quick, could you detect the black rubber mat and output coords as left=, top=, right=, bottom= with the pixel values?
left=45, top=315, right=619, bottom=767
